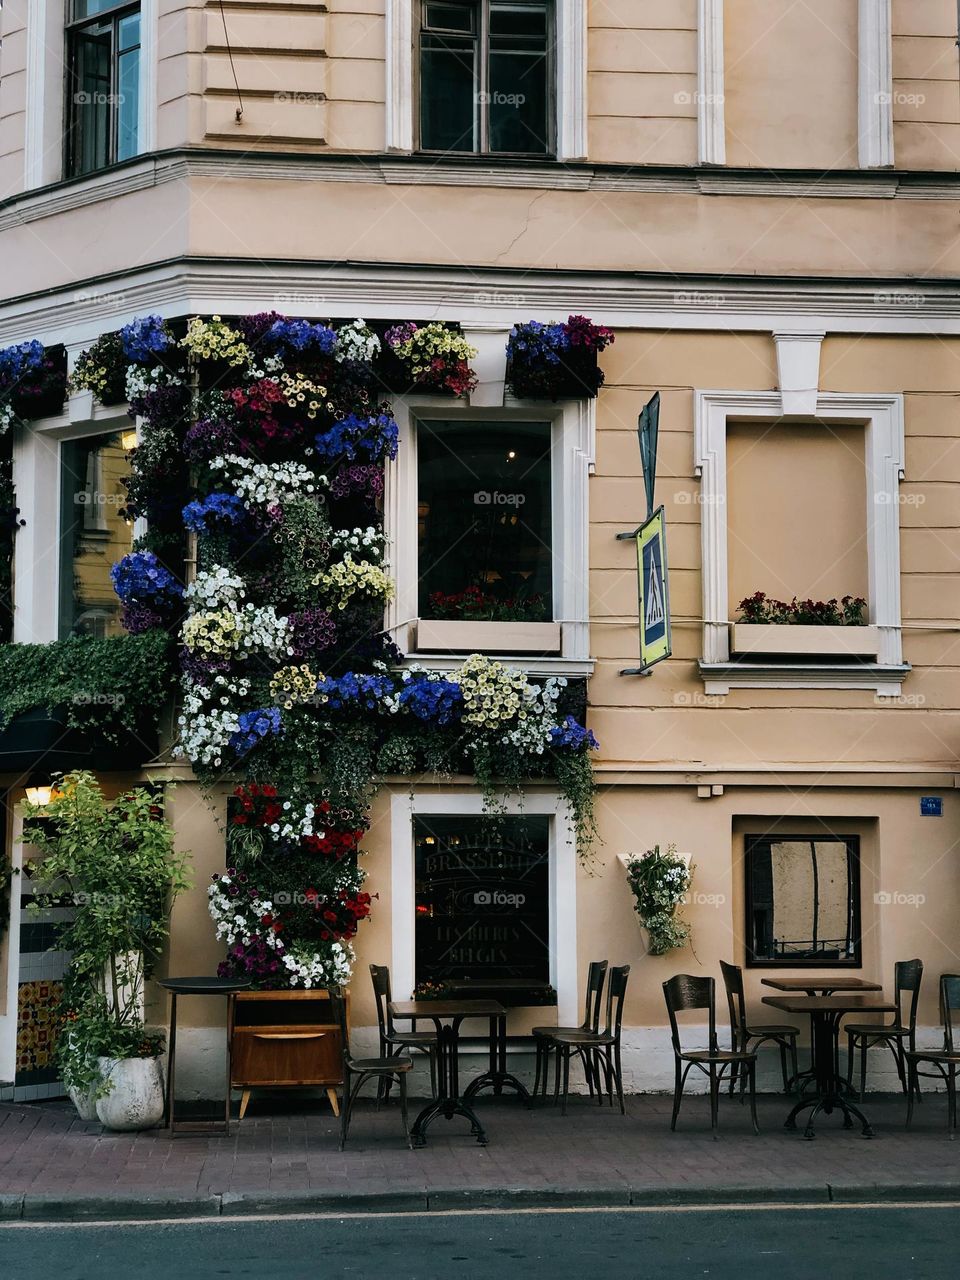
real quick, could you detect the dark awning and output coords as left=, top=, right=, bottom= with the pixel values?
left=0, top=706, right=158, bottom=774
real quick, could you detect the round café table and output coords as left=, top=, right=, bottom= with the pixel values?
left=158, top=976, right=252, bottom=1134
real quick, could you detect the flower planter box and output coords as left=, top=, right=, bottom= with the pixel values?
left=731, top=623, right=880, bottom=658
left=507, top=348, right=601, bottom=400
left=416, top=619, right=562, bottom=654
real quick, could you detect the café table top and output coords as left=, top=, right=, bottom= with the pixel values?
left=389, top=998, right=507, bottom=1020
left=762, top=994, right=897, bottom=1016
left=158, top=976, right=252, bottom=995
left=761, top=977, right=882, bottom=993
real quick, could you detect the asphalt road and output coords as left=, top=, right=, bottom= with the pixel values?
left=1, top=1204, right=957, bottom=1279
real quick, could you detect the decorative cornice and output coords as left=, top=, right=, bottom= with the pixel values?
left=4, top=257, right=960, bottom=347
left=4, top=148, right=960, bottom=232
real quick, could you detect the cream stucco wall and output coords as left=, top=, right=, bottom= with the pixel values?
left=723, top=0, right=860, bottom=170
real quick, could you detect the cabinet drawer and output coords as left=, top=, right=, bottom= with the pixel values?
left=231, top=1024, right=343, bottom=1087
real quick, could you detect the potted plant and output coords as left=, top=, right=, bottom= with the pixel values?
left=379, top=322, right=477, bottom=396
left=506, top=315, right=614, bottom=400
left=24, top=771, right=190, bottom=1129
left=0, top=340, right=68, bottom=426
left=623, top=844, right=693, bottom=956
left=72, top=331, right=129, bottom=406
left=731, top=591, right=879, bottom=658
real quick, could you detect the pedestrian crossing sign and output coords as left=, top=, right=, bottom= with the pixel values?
left=636, top=506, right=671, bottom=668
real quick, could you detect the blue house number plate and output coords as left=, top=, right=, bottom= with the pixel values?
left=920, top=797, right=943, bottom=817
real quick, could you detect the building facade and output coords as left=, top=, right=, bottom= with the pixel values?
left=1, top=0, right=959, bottom=1097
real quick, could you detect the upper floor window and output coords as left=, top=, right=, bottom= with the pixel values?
left=66, top=0, right=141, bottom=177
left=419, top=0, right=553, bottom=155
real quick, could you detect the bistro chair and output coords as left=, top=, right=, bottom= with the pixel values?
left=906, top=973, right=960, bottom=1136
left=532, top=959, right=607, bottom=1100
left=663, top=974, right=759, bottom=1139
left=720, top=959, right=799, bottom=1094
left=330, top=987, right=413, bottom=1150
left=369, top=964, right=438, bottom=1103
left=551, top=965, right=631, bottom=1116
left=845, top=958, right=923, bottom=1101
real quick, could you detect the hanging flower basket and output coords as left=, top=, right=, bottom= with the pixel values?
left=377, top=322, right=478, bottom=397
left=623, top=845, right=693, bottom=956
left=3, top=342, right=68, bottom=420
left=506, top=316, right=614, bottom=400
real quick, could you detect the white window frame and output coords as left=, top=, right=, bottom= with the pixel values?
left=389, top=789, right=579, bottom=1024
left=384, top=394, right=594, bottom=675
left=12, top=391, right=133, bottom=645
left=24, top=0, right=156, bottom=190
left=386, top=0, right=587, bottom=160
left=694, top=389, right=908, bottom=695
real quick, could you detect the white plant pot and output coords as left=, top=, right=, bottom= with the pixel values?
left=95, top=1055, right=165, bottom=1131
left=68, top=1082, right=101, bottom=1122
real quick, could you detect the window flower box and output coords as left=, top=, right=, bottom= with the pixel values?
left=416, top=619, right=562, bottom=654
left=506, top=316, right=614, bottom=401
left=731, top=623, right=881, bottom=658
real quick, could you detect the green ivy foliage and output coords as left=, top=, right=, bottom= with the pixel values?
left=0, top=630, right=176, bottom=742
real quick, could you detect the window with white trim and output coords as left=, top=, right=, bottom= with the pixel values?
left=418, top=0, right=554, bottom=155
left=390, top=790, right=578, bottom=1021
left=694, top=390, right=908, bottom=695
left=386, top=398, right=593, bottom=670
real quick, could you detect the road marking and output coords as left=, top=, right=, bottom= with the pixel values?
left=1, top=1201, right=959, bottom=1230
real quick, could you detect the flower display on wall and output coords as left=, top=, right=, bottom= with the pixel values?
left=506, top=315, right=614, bottom=399
left=64, top=311, right=601, bottom=990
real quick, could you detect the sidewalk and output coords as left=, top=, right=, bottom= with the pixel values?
left=1, top=1093, right=958, bottom=1221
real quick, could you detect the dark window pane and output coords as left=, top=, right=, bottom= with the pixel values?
left=745, top=836, right=861, bottom=966
left=489, top=49, right=549, bottom=152
left=490, top=3, right=547, bottom=39
left=72, top=26, right=112, bottom=176
left=425, top=1, right=476, bottom=32
left=418, top=420, right=552, bottom=620
left=420, top=38, right=477, bottom=151
left=415, top=815, right=550, bottom=988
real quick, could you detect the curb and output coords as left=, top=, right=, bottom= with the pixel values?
left=2, top=1182, right=960, bottom=1222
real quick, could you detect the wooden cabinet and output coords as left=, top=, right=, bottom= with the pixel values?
left=229, top=989, right=347, bottom=1119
